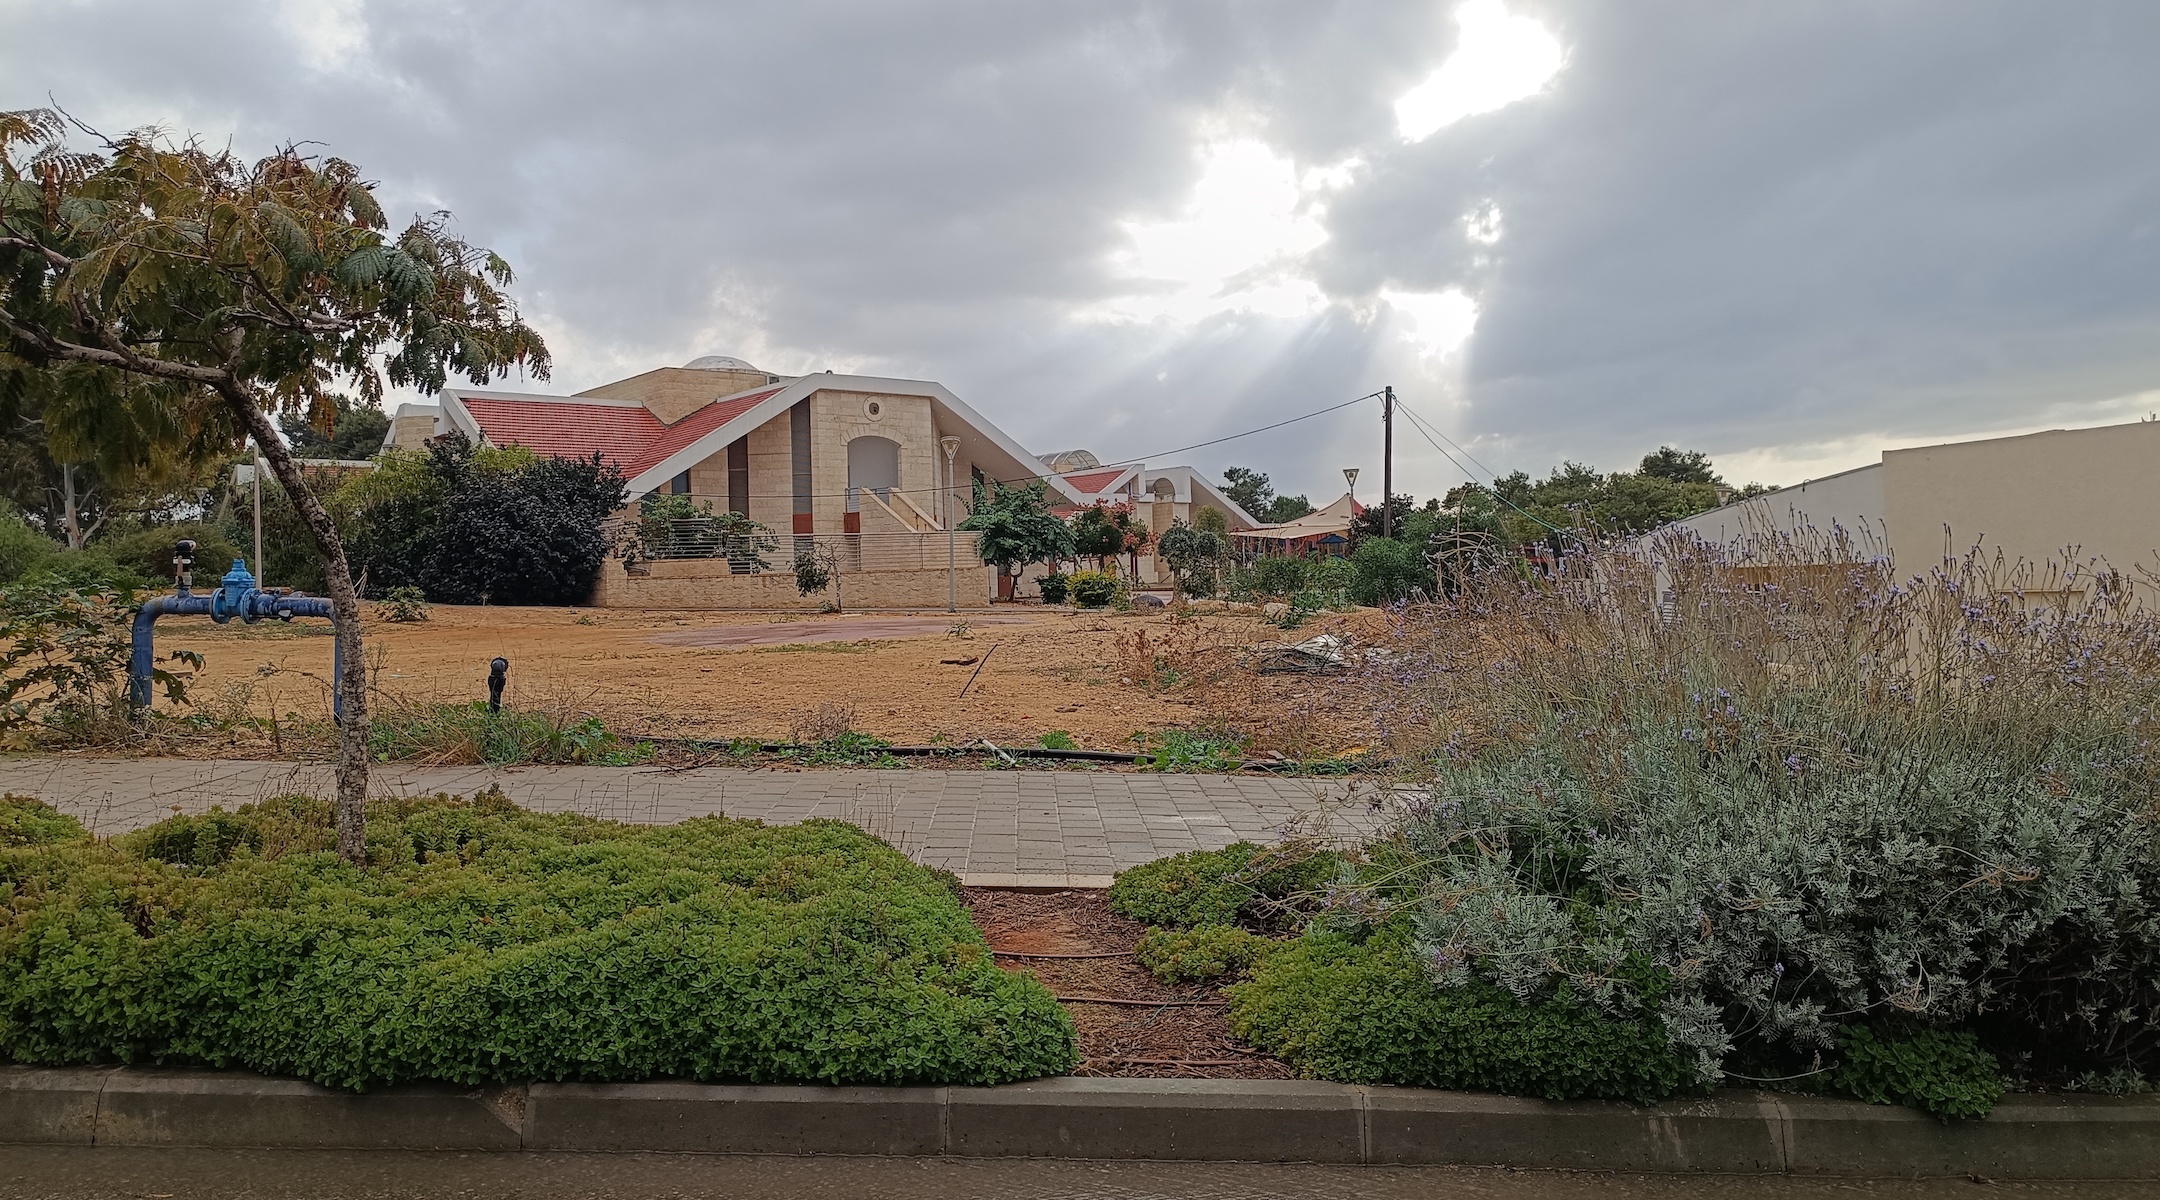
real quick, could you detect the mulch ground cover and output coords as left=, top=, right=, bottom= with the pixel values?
left=964, top=887, right=1292, bottom=1080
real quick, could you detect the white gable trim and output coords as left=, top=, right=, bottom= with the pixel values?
left=624, top=374, right=1085, bottom=502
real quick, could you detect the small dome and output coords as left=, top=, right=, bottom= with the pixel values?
left=685, top=355, right=759, bottom=372
left=1039, top=449, right=1100, bottom=473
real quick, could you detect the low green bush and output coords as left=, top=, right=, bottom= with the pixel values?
left=1228, top=929, right=1693, bottom=1103
left=1035, top=571, right=1069, bottom=605
left=1829, top=1027, right=2004, bottom=1121
left=101, top=522, right=245, bottom=589
left=1066, top=569, right=1122, bottom=609
left=23, top=549, right=148, bottom=595
left=0, top=509, right=54, bottom=586
left=376, top=586, right=430, bottom=623
left=1130, top=727, right=1248, bottom=772
left=364, top=702, right=654, bottom=766
left=0, top=793, right=1077, bottom=1090
left=1107, top=841, right=1338, bottom=930
left=1136, top=924, right=1276, bottom=984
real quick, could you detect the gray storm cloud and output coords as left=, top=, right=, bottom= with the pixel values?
left=4, top=0, right=2156, bottom=500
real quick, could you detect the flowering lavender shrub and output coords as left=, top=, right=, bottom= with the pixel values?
left=1370, top=530, right=2160, bottom=1098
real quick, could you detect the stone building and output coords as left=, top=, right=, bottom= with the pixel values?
left=385, top=356, right=1084, bottom=609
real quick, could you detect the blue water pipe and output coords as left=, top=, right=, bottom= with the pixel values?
left=129, top=543, right=346, bottom=722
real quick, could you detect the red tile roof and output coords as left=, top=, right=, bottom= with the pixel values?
left=624, top=388, right=781, bottom=476
left=1059, top=468, right=1128, bottom=496
left=459, top=386, right=784, bottom=481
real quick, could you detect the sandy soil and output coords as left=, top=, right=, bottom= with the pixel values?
left=162, top=602, right=1380, bottom=752
left=965, top=887, right=1292, bottom=1079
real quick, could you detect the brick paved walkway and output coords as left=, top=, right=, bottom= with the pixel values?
left=0, top=757, right=1382, bottom=886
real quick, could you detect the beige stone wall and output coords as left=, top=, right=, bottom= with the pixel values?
left=686, top=452, right=729, bottom=496
left=1883, top=420, right=2160, bottom=588
left=578, top=367, right=774, bottom=424
left=743, top=413, right=794, bottom=529
left=385, top=411, right=438, bottom=452
left=807, top=390, right=941, bottom=534
left=594, top=556, right=992, bottom=611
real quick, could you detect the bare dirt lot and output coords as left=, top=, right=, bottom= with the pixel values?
left=165, top=602, right=1380, bottom=754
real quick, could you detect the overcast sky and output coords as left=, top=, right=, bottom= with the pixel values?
left=6, top=1, right=2158, bottom=501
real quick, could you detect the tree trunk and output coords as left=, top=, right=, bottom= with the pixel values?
left=218, top=384, right=370, bottom=865
left=59, top=462, right=84, bottom=552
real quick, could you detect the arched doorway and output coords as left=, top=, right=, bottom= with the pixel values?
left=847, top=436, right=900, bottom=512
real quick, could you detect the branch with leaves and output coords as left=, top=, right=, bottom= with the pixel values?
left=0, top=107, right=548, bottom=861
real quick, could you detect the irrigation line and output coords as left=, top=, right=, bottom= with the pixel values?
left=632, top=735, right=1362, bottom=773
left=990, top=949, right=1134, bottom=959
left=1053, top=995, right=1228, bottom=1007
left=1087, top=1057, right=1258, bottom=1067
left=958, top=641, right=998, bottom=698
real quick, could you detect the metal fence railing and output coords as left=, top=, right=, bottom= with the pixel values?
left=610, top=514, right=982, bottom=577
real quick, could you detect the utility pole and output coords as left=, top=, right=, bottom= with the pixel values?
left=252, top=441, right=266, bottom=587
left=941, top=436, right=961, bottom=613
left=1382, top=385, right=1395, bottom=539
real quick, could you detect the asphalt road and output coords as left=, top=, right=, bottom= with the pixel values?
left=0, top=1149, right=2142, bottom=1200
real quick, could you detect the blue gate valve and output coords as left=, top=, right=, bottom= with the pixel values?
left=131, top=548, right=348, bottom=721
left=211, top=559, right=258, bottom=623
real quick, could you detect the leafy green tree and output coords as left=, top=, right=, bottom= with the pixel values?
left=282, top=393, right=390, bottom=460
left=1263, top=493, right=1315, bottom=522
left=1220, top=466, right=1274, bottom=517
left=1349, top=536, right=1434, bottom=605
left=1637, top=445, right=1720, bottom=486
left=960, top=479, right=1072, bottom=583
left=421, top=436, right=625, bottom=606
left=0, top=110, right=547, bottom=861
left=1220, top=465, right=1312, bottom=523
left=1, top=367, right=233, bottom=549
left=1069, top=501, right=1146, bottom=571
left=1156, top=519, right=1224, bottom=596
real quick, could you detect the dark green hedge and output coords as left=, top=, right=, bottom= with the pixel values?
left=0, top=793, right=1075, bottom=1090
left=1228, top=929, right=1694, bottom=1103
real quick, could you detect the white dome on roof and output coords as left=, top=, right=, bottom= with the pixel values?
left=685, top=355, right=760, bottom=372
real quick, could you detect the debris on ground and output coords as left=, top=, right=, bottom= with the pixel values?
left=1254, top=634, right=1353, bottom=675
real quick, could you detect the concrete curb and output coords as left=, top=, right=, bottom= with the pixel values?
left=3, top=1068, right=2156, bottom=1177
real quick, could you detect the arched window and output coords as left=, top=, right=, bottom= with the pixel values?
left=847, top=436, right=900, bottom=511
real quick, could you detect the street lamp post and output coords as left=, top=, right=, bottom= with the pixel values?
left=941, top=436, right=961, bottom=613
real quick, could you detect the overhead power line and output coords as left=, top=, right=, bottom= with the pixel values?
left=1388, top=395, right=1572, bottom=536
left=1094, top=390, right=1388, bottom=470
